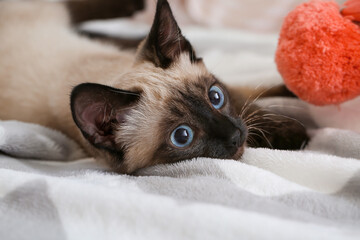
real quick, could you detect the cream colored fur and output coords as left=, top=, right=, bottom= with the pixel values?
left=0, top=1, right=129, bottom=141
left=0, top=0, right=211, bottom=172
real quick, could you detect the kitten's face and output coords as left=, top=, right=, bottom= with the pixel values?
left=71, top=0, right=247, bottom=173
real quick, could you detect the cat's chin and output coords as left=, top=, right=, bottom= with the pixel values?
left=231, top=145, right=245, bottom=160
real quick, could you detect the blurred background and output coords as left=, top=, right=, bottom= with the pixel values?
left=82, top=0, right=345, bottom=87
left=79, top=0, right=348, bottom=87
left=132, top=0, right=347, bottom=33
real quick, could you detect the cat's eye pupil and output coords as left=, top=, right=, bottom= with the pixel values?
left=174, top=128, right=189, bottom=145
left=170, top=125, right=194, bottom=148
left=209, top=91, right=221, bottom=105
left=209, top=85, right=225, bottom=109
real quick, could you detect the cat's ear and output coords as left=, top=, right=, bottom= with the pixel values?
left=138, top=0, right=198, bottom=68
left=70, top=83, right=140, bottom=151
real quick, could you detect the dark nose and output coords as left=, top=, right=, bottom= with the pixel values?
left=209, top=113, right=247, bottom=148
left=230, top=129, right=242, bottom=148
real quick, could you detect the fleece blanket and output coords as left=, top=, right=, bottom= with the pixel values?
left=1, top=21, right=360, bottom=240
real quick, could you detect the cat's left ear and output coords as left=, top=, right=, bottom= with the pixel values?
left=70, top=83, right=141, bottom=152
left=137, top=0, right=198, bottom=68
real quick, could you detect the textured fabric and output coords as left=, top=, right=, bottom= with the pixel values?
left=276, top=0, right=360, bottom=105
left=0, top=122, right=360, bottom=240
left=0, top=121, right=85, bottom=161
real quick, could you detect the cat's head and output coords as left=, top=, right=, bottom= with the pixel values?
left=71, top=0, right=247, bottom=173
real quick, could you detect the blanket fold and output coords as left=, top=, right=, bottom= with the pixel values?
left=0, top=121, right=85, bottom=161
left=1, top=120, right=359, bottom=240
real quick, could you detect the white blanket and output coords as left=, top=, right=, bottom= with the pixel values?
left=1, top=22, right=360, bottom=240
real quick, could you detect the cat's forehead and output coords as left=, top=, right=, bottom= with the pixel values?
left=133, top=54, right=223, bottom=121
left=161, top=54, right=221, bottom=106
left=121, top=54, right=210, bottom=88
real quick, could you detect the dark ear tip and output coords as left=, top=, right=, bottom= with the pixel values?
left=70, top=83, right=85, bottom=108
left=156, top=0, right=171, bottom=12
left=71, top=83, right=94, bottom=97
left=70, top=83, right=96, bottom=107
left=157, top=0, right=168, bottom=7
left=70, top=83, right=94, bottom=128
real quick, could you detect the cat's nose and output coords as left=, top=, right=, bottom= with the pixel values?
left=230, top=129, right=241, bottom=147
left=229, top=128, right=246, bottom=148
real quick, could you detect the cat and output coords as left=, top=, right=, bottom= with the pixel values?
left=0, top=0, right=308, bottom=174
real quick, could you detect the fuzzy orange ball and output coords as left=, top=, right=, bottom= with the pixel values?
left=275, top=0, right=360, bottom=106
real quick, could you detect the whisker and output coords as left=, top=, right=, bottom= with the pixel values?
left=246, top=135, right=256, bottom=146
left=262, top=113, right=305, bottom=127
left=240, top=96, right=254, bottom=119
left=247, top=131, right=273, bottom=149
left=247, top=127, right=270, bottom=136
left=244, top=108, right=265, bottom=123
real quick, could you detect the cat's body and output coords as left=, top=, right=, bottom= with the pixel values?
left=0, top=0, right=308, bottom=173
left=0, top=0, right=134, bottom=151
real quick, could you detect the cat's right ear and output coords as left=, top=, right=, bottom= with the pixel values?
left=136, top=0, right=198, bottom=68
left=70, top=83, right=140, bottom=151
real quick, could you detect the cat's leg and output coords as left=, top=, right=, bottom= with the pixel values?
left=227, top=85, right=309, bottom=150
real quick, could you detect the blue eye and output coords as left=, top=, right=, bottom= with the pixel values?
left=170, top=125, right=194, bottom=148
left=209, top=85, right=225, bottom=109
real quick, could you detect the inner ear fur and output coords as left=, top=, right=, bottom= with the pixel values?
left=70, top=83, right=140, bottom=151
left=138, top=0, right=198, bottom=68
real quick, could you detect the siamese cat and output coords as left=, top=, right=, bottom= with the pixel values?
left=0, top=0, right=308, bottom=174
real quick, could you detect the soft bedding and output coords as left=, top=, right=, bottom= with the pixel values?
left=1, top=21, right=360, bottom=240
